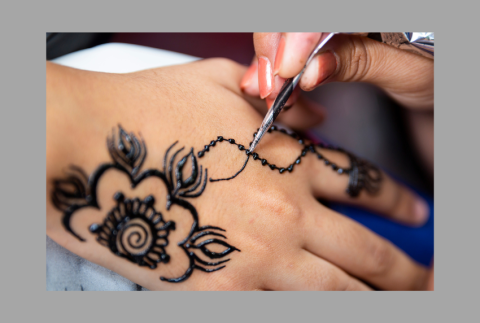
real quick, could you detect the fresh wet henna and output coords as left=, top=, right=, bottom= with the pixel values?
left=51, top=124, right=382, bottom=284
left=197, top=125, right=383, bottom=197
left=51, top=125, right=240, bottom=283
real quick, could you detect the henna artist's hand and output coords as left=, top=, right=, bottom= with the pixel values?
left=241, top=33, right=433, bottom=115
left=47, top=58, right=430, bottom=290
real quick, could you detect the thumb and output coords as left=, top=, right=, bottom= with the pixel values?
left=299, top=34, right=434, bottom=110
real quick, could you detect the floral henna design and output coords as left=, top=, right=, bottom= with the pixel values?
left=51, top=124, right=381, bottom=284
left=51, top=125, right=240, bottom=283
left=197, top=125, right=383, bottom=197
left=89, top=193, right=175, bottom=269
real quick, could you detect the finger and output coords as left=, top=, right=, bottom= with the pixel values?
left=306, top=146, right=430, bottom=225
left=249, top=95, right=326, bottom=131
left=276, top=33, right=323, bottom=79
left=240, top=56, right=260, bottom=97
left=253, top=33, right=282, bottom=98
left=275, top=96, right=326, bottom=130
left=310, top=34, right=434, bottom=110
left=265, top=249, right=371, bottom=291
left=299, top=50, right=337, bottom=91
left=265, top=85, right=300, bottom=109
left=303, top=199, right=429, bottom=290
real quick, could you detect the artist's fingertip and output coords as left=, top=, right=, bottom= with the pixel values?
left=258, top=56, right=274, bottom=99
left=279, top=33, right=322, bottom=78
left=273, top=36, right=286, bottom=76
left=240, top=62, right=258, bottom=92
left=241, top=62, right=260, bottom=96
left=299, top=51, right=337, bottom=92
left=299, top=55, right=320, bottom=91
left=240, top=63, right=256, bottom=89
left=266, top=97, right=275, bottom=109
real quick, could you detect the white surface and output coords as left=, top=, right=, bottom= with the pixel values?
left=52, top=42, right=198, bottom=73
left=48, top=43, right=198, bottom=291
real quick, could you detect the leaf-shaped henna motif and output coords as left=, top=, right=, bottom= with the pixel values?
left=52, top=125, right=237, bottom=284
left=107, top=125, right=146, bottom=176
left=52, top=166, right=89, bottom=211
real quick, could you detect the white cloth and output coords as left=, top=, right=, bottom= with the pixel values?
left=47, top=43, right=198, bottom=291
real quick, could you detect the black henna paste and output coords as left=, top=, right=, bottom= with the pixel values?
left=52, top=123, right=382, bottom=285
left=52, top=125, right=240, bottom=283
left=197, top=125, right=382, bottom=197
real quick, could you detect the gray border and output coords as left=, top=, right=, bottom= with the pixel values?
left=4, top=0, right=472, bottom=321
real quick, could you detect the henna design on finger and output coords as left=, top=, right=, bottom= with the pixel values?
left=51, top=123, right=381, bottom=285
left=198, top=125, right=383, bottom=197
left=51, top=125, right=240, bottom=283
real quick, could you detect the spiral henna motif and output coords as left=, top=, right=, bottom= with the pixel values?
left=51, top=123, right=381, bottom=284
left=52, top=125, right=240, bottom=283
left=90, top=193, right=175, bottom=269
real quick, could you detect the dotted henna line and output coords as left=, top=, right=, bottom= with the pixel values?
left=197, top=126, right=352, bottom=176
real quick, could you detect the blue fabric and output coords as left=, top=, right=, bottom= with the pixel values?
left=328, top=185, right=434, bottom=266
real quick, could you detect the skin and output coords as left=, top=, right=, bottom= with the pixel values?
left=241, top=32, right=434, bottom=176
left=47, top=58, right=430, bottom=290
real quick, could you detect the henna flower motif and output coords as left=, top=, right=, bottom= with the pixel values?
left=51, top=125, right=239, bottom=283
left=90, top=193, right=175, bottom=269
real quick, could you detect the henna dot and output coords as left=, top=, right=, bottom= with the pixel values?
left=161, top=254, right=170, bottom=262
left=279, top=128, right=286, bottom=133
left=269, top=164, right=276, bottom=170
left=261, top=159, right=267, bottom=165
left=198, top=151, right=204, bottom=158
left=245, top=150, right=251, bottom=155
left=324, top=160, right=330, bottom=165
left=144, top=195, right=155, bottom=206
left=271, top=125, right=277, bottom=131
left=210, top=140, right=216, bottom=146
left=228, top=139, right=235, bottom=144
left=298, top=139, right=304, bottom=144
left=331, top=164, right=338, bottom=170
left=238, top=145, right=245, bottom=151
left=337, top=168, right=344, bottom=174
left=150, top=264, right=156, bottom=269
left=253, top=153, right=259, bottom=160
left=317, top=154, right=323, bottom=159
left=253, top=132, right=258, bottom=137
left=89, top=223, right=100, bottom=233
left=295, top=158, right=301, bottom=164
left=267, top=128, right=272, bottom=133
left=301, top=150, right=307, bottom=157
left=309, top=145, right=315, bottom=152
left=114, top=192, right=125, bottom=201
left=287, top=165, right=294, bottom=172
left=217, top=136, right=224, bottom=142
left=279, top=168, right=285, bottom=173
left=204, top=145, right=210, bottom=151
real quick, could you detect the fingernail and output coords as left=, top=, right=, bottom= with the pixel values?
left=240, top=62, right=257, bottom=90
left=300, top=51, right=337, bottom=91
left=258, top=56, right=274, bottom=99
left=273, top=36, right=286, bottom=75
left=414, top=198, right=429, bottom=223
left=265, top=97, right=274, bottom=109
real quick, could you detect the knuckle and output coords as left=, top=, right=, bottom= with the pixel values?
left=366, top=239, right=395, bottom=276
left=318, top=266, right=343, bottom=290
left=343, top=37, right=371, bottom=82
